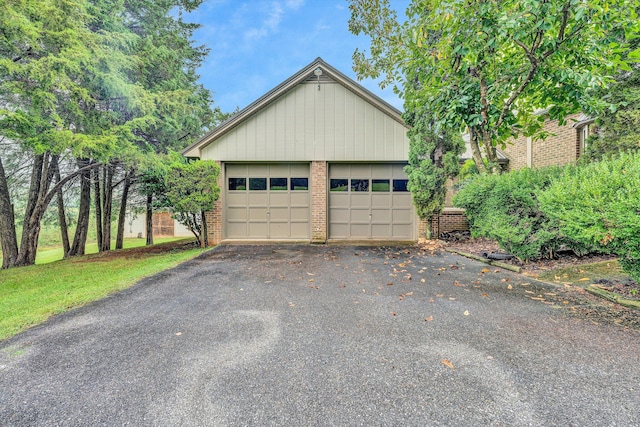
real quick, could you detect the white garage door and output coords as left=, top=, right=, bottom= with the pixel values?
left=329, top=163, right=414, bottom=240
left=225, top=163, right=310, bottom=239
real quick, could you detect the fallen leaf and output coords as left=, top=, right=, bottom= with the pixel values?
left=306, top=272, right=315, bottom=276
left=525, top=290, right=535, bottom=294
left=420, top=278, right=426, bottom=283
left=308, top=278, right=315, bottom=282
left=429, top=298, right=435, bottom=303
left=482, top=293, right=489, bottom=297
left=563, top=300, right=569, bottom=305
left=449, top=265, right=459, bottom=270
left=507, top=284, right=513, bottom=290
left=387, top=282, right=394, bottom=286
left=530, top=297, right=545, bottom=301
left=481, top=268, right=490, bottom=273
left=425, top=316, right=434, bottom=322
left=289, top=302, right=295, bottom=307
left=578, top=278, right=590, bottom=282
left=441, top=359, right=454, bottom=370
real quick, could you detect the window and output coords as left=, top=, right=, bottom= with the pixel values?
left=330, top=179, right=348, bottom=191
left=228, top=178, right=246, bottom=191
left=270, top=178, right=288, bottom=190
left=290, top=178, right=309, bottom=190
left=249, top=178, right=267, bottom=191
left=372, top=179, right=390, bottom=192
left=578, top=125, right=590, bottom=157
left=393, top=179, right=409, bottom=192
left=351, top=179, right=369, bottom=192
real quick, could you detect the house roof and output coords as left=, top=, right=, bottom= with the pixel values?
left=183, top=57, right=406, bottom=158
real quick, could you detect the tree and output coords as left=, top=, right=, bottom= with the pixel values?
left=583, top=37, right=640, bottom=161
left=165, top=158, right=220, bottom=247
left=403, top=110, right=464, bottom=238
left=349, top=0, right=640, bottom=174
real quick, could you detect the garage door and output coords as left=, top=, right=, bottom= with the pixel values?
left=329, top=163, right=414, bottom=240
left=225, top=164, right=310, bottom=239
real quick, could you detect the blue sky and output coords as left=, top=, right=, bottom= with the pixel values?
left=183, top=0, right=409, bottom=114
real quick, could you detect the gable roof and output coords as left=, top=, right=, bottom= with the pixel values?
left=183, top=57, right=406, bottom=158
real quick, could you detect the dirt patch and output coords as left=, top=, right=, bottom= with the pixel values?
left=70, top=239, right=199, bottom=263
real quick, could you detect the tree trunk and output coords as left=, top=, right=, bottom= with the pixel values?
left=68, top=160, right=92, bottom=257
left=93, top=166, right=103, bottom=252
left=100, top=164, right=114, bottom=252
left=52, top=156, right=70, bottom=256
left=469, top=127, right=488, bottom=174
left=15, top=153, right=56, bottom=266
left=0, top=156, right=19, bottom=269
left=146, top=194, right=153, bottom=245
left=201, top=210, right=208, bottom=247
left=115, top=171, right=131, bottom=250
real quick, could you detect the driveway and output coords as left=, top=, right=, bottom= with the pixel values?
left=1, top=245, right=639, bottom=426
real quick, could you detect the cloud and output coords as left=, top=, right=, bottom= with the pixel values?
left=244, top=1, right=304, bottom=42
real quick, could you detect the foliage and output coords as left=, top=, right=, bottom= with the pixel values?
left=349, top=0, right=640, bottom=174
left=0, top=239, right=203, bottom=341
left=0, top=0, right=218, bottom=267
left=165, top=157, right=220, bottom=246
left=403, top=110, right=464, bottom=228
left=537, top=152, right=640, bottom=281
left=583, top=37, right=640, bottom=161
left=453, top=167, right=595, bottom=261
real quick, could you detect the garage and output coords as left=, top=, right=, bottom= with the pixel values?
left=225, top=163, right=311, bottom=239
left=329, top=163, right=414, bottom=240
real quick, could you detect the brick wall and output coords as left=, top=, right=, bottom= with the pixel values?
left=205, top=161, right=223, bottom=246
left=502, top=113, right=581, bottom=171
left=311, top=161, right=327, bottom=242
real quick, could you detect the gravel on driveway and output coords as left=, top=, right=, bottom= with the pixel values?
left=1, top=244, right=639, bottom=426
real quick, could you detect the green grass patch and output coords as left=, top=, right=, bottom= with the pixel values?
left=537, top=259, right=629, bottom=285
left=0, top=239, right=206, bottom=341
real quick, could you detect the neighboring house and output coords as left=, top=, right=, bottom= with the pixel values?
left=438, top=112, right=593, bottom=236
left=183, top=57, right=436, bottom=244
left=501, top=112, right=593, bottom=170
left=123, top=211, right=193, bottom=239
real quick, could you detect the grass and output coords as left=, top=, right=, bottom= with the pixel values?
left=537, top=259, right=629, bottom=285
left=0, top=238, right=207, bottom=341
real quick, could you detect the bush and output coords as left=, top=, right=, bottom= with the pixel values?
left=537, top=151, right=640, bottom=282
left=453, top=167, right=595, bottom=261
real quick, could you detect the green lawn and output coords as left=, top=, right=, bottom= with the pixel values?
left=0, top=239, right=207, bottom=341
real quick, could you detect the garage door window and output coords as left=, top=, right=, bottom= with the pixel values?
left=249, top=178, right=267, bottom=191
left=291, top=178, right=309, bottom=190
left=393, top=179, right=409, bottom=192
left=372, top=179, right=390, bottom=192
left=270, top=178, right=288, bottom=190
left=351, top=179, right=369, bottom=192
left=330, top=179, right=348, bottom=191
left=229, top=178, right=246, bottom=191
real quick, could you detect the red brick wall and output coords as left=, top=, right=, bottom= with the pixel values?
left=311, top=161, right=327, bottom=243
left=205, top=161, right=223, bottom=245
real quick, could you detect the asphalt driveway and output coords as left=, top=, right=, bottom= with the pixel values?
left=1, top=245, right=639, bottom=426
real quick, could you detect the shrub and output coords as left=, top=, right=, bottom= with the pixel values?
left=453, top=167, right=595, bottom=261
left=538, top=151, right=640, bottom=282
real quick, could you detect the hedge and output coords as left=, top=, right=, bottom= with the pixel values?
left=537, top=151, right=640, bottom=282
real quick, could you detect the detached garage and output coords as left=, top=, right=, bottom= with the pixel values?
left=183, top=57, right=427, bottom=244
